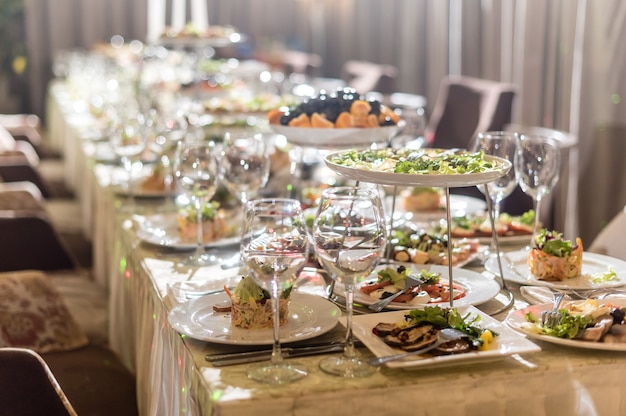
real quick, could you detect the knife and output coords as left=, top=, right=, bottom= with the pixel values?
left=207, top=344, right=346, bottom=367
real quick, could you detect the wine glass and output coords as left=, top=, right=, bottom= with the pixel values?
left=110, top=110, right=147, bottom=205
left=240, top=198, right=310, bottom=384
left=173, top=140, right=220, bottom=266
left=313, top=187, right=387, bottom=377
left=219, top=132, right=270, bottom=205
left=471, top=131, right=519, bottom=255
left=514, top=134, right=561, bottom=246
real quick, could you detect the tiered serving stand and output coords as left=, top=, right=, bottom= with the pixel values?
left=273, top=122, right=515, bottom=313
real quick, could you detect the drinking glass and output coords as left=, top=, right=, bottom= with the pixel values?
left=220, top=132, right=270, bottom=205
left=514, top=134, right=561, bottom=245
left=313, top=187, right=387, bottom=377
left=173, top=140, right=220, bottom=266
left=240, top=198, right=310, bottom=384
left=110, top=113, right=147, bottom=204
left=471, top=131, right=519, bottom=254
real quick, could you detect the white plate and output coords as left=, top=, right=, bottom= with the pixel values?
left=324, top=151, right=512, bottom=187
left=168, top=292, right=341, bottom=345
left=271, top=123, right=403, bottom=148
left=485, top=250, right=626, bottom=289
left=506, top=299, right=626, bottom=351
left=135, top=212, right=241, bottom=249
left=335, top=264, right=500, bottom=310
left=350, top=306, right=540, bottom=369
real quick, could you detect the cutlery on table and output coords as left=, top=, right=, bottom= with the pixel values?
left=367, top=274, right=424, bottom=312
left=367, top=328, right=467, bottom=367
left=541, top=291, right=565, bottom=328
left=206, top=344, right=346, bottom=367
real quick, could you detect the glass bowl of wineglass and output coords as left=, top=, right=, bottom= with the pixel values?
left=219, top=132, right=270, bottom=205
left=313, top=186, right=387, bottom=377
left=173, top=140, right=221, bottom=266
left=471, top=131, right=519, bottom=255
left=514, top=134, right=561, bottom=246
left=109, top=109, right=147, bottom=202
left=240, top=198, right=310, bottom=384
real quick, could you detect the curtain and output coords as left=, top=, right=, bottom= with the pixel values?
left=23, top=0, right=626, bottom=243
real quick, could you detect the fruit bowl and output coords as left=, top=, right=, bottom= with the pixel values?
left=271, top=121, right=404, bottom=148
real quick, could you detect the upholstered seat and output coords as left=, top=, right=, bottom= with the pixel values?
left=342, top=60, right=398, bottom=95
left=0, top=270, right=137, bottom=416
left=425, top=75, right=516, bottom=150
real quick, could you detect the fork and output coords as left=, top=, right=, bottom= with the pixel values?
left=541, top=291, right=565, bottom=328
left=367, top=327, right=467, bottom=366
left=367, top=274, right=424, bottom=312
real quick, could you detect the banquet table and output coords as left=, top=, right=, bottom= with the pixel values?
left=46, top=78, right=626, bottom=416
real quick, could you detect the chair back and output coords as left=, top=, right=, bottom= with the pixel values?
left=342, top=60, right=398, bottom=95
left=0, top=348, right=77, bottom=416
left=0, top=210, right=78, bottom=272
left=426, top=75, right=516, bottom=149
left=589, top=206, right=626, bottom=260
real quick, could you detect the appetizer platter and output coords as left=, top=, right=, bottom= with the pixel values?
left=387, top=227, right=485, bottom=267
left=334, top=265, right=500, bottom=310
left=431, top=209, right=535, bottom=244
left=168, top=292, right=340, bottom=345
left=486, top=230, right=626, bottom=289
left=268, top=87, right=404, bottom=147
left=349, top=306, right=540, bottom=369
left=506, top=298, right=626, bottom=351
left=134, top=207, right=241, bottom=249
left=324, top=148, right=512, bottom=187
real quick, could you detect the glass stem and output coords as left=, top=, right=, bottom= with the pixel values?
left=490, top=198, right=502, bottom=254
left=195, top=198, right=204, bottom=258
left=531, top=195, right=544, bottom=246
left=270, top=277, right=283, bottom=365
left=343, top=282, right=356, bottom=359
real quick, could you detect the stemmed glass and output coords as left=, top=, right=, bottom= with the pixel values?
left=471, top=131, right=519, bottom=255
left=514, top=134, right=561, bottom=246
left=110, top=110, right=147, bottom=203
left=240, top=198, right=310, bottom=384
left=313, top=187, right=387, bottom=377
left=173, top=140, right=221, bottom=266
left=219, top=132, right=270, bottom=205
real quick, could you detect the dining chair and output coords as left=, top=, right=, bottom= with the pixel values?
left=275, top=50, right=323, bottom=78
left=0, top=270, right=138, bottom=416
left=588, top=206, right=626, bottom=260
left=425, top=75, right=516, bottom=150
left=341, top=60, right=399, bottom=95
left=0, top=348, right=78, bottom=416
left=0, top=113, right=61, bottom=159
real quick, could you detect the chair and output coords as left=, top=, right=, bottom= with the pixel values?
left=0, top=113, right=61, bottom=159
left=0, top=348, right=78, bottom=416
left=341, top=60, right=398, bottom=95
left=588, top=206, right=626, bottom=260
left=0, top=184, right=81, bottom=271
left=0, top=270, right=138, bottom=416
left=279, top=50, right=323, bottom=77
left=425, top=75, right=516, bottom=149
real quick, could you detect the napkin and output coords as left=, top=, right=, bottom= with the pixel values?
left=520, top=285, right=626, bottom=305
left=519, top=286, right=557, bottom=305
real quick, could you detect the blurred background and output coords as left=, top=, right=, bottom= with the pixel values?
left=1, top=0, right=625, bottom=244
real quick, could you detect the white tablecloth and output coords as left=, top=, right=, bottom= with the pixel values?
left=48, top=78, right=626, bottom=416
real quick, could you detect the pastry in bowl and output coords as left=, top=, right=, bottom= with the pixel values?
left=528, top=229, right=583, bottom=281
left=226, top=275, right=292, bottom=329
left=177, top=201, right=227, bottom=243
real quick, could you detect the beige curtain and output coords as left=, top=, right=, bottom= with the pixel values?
left=23, top=0, right=626, bottom=242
